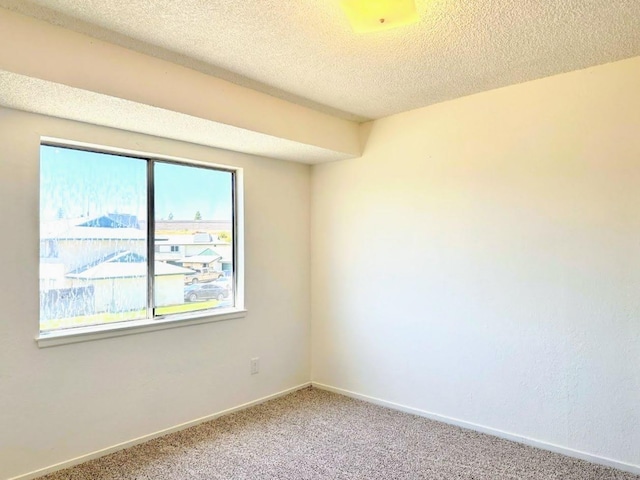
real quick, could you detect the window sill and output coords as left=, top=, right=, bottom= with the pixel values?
left=36, top=308, right=248, bottom=348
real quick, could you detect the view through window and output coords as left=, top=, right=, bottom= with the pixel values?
left=39, top=144, right=235, bottom=333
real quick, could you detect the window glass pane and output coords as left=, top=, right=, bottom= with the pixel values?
left=154, top=162, right=233, bottom=316
left=39, top=145, right=148, bottom=332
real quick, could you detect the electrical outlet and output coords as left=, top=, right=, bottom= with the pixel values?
left=250, top=357, right=260, bottom=375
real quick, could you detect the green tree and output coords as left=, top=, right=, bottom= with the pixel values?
left=56, top=207, right=64, bottom=219
left=194, top=211, right=202, bottom=220
left=168, top=212, right=174, bottom=220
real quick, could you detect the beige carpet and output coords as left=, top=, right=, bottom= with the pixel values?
left=40, top=387, right=637, bottom=479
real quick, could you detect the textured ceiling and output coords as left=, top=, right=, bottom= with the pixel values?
left=0, top=70, right=353, bottom=164
left=1, top=0, right=639, bottom=121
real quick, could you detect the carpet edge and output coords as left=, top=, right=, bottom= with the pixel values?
left=8, top=382, right=312, bottom=480
left=311, top=382, right=640, bottom=476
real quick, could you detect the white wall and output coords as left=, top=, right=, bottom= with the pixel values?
left=0, top=8, right=361, bottom=162
left=311, top=57, right=640, bottom=469
left=0, top=108, right=311, bottom=479
left=3, top=54, right=640, bottom=479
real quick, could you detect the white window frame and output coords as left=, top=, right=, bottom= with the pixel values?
left=36, top=137, right=246, bottom=348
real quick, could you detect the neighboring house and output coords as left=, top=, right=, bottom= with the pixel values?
left=67, top=251, right=194, bottom=312
left=39, top=215, right=201, bottom=319
left=40, top=215, right=146, bottom=291
left=155, top=232, right=232, bottom=275
left=178, top=248, right=221, bottom=270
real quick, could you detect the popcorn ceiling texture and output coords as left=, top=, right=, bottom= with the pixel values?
left=37, top=388, right=638, bottom=480
left=0, top=71, right=352, bottom=164
left=1, top=0, right=639, bottom=121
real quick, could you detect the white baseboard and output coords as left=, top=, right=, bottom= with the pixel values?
left=312, top=382, right=640, bottom=476
left=9, top=382, right=311, bottom=480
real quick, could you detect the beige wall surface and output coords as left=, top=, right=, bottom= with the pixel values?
left=0, top=108, right=311, bottom=479
left=2, top=54, right=640, bottom=479
left=311, top=57, right=640, bottom=469
left=0, top=9, right=361, bottom=163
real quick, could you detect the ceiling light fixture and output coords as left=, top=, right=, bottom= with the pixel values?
left=339, top=0, right=419, bottom=33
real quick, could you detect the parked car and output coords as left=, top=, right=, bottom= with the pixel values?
left=212, top=276, right=232, bottom=289
left=183, top=268, right=224, bottom=285
left=184, top=283, right=229, bottom=302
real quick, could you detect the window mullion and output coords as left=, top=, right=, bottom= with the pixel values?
left=147, top=159, right=156, bottom=318
left=39, top=141, right=240, bottom=338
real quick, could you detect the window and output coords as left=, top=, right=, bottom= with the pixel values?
left=39, top=142, right=242, bottom=342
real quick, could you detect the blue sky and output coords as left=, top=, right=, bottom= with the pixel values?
left=154, top=161, right=232, bottom=221
left=40, top=145, right=233, bottom=222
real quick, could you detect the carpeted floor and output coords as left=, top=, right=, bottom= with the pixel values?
left=40, top=387, right=638, bottom=479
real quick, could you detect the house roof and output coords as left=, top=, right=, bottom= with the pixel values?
left=67, top=251, right=194, bottom=280
left=180, top=248, right=223, bottom=265
left=155, top=248, right=227, bottom=265
left=77, top=214, right=140, bottom=229
left=42, top=217, right=232, bottom=243
left=41, top=215, right=146, bottom=240
left=212, top=245, right=233, bottom=263
left=154, top=234, right=230, bottom=246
